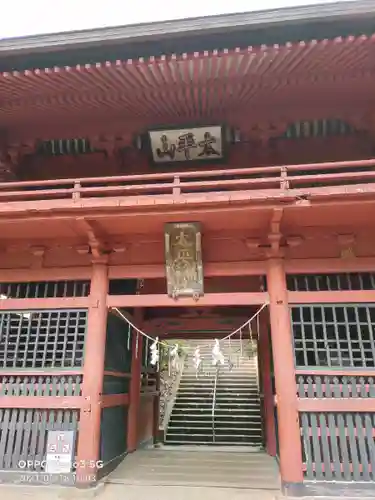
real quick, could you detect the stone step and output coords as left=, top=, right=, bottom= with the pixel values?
left=178, top=387, right=259, bottom=393
left=165, top=343, right=262, bottom=448
left=170, top=413, right=261, bottom=421
left=168, top=418, right=262, bottom=426
left=166, top=434, right=263, bottom=441
left=165, top=435, right=263, bottom=444
left=174, top=402, right=260, bottom=408
left=163, top=440, right=263, bottom=447
left=168, top=425, right=263, bottom=433
left=179, top=384, right=259, bottom=391
left=172, top=405, right=260, bottom=412
left=175, top=396, right=260, bottom=402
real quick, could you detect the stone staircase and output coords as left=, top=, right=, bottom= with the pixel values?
left=165, top=339, right=263, bottom=446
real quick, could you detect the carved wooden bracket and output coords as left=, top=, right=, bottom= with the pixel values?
left=75, top=218, right=109, bottom=259
left=266, top=208, right=284, bottom=256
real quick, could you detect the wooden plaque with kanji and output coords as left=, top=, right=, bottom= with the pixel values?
left=164, top=222, right=204, bottom=299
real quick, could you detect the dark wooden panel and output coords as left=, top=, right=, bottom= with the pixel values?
left=0, top=408, right=79, bottom=470
left=100, top=406, right=127, bottom=465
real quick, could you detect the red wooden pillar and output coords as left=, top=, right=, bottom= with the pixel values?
left=127, top=308, right=144, bottom=452
left=76, top=260, right=109, bottom=485
left=258, top=312, right=277, bottom=457
left=267, top=258, right=303, bottom=487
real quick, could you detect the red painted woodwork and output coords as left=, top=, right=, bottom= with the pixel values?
left=288, top=291, right=375, bottom=303
left=137, top=396, right=154, bottom=448
left=20, top=136, right=373, bottom=183
left=127, top=310, right=144, bottom=453
left=0, top=297, right=90, bottom=310
left=107, top=292, right=268, bottom=308
left=76, top=262, right=109, bottom=484
left=103, top=371, right=131, bottom=378
left=258, top=314, right=277, bottom=457
left=0, top=156, right=375, bottom=203
left=295, top=369, right=375, bottom=376
left=1, top=35, right=375, bottom=142
left=1, top=27, right=375, bottom=493
left=101, top=394, right=129, bottom=408
left=267, top=258, right=303, bottom=483
left=297, top=398, right=375, bottom=412
left=0, top=396, right=86, bottom=409
left=1, top=257, right=375, bottom=283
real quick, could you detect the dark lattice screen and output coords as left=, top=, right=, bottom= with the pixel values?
left=282, top=119, right=355, bottom=139
left=291, top=305, right=375, bottom=368
left=0, top=281, right=90, bottom=298
left=287, top=273, right=375, bottom=291
left=37, top=138, right=95, bottom=156
left=0, top=310, right=87, bottom=368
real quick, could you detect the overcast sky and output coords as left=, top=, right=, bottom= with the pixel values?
left=0, top=0, right=354, bottom=39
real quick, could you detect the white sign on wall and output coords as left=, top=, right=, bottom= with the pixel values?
left=149, top=126, right=223, bottom=163
left=45, top=430, right=75, bottom=474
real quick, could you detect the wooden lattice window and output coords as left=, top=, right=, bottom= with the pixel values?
left=287, top=273, right=375, bottom=291
left=0, top=310, right=87, bottom=369
left=282, top=119, right=355, bottom=139
left=37, top=138, right=95, bottom=156
left=291, top=305, right=375, bottom=369
left=0, top=281, right=90, bottom=299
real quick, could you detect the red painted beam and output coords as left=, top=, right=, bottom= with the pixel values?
left=0, top=297, right=90, bottom=310
left=0, top=396, right=85, bottom=409
left=103, top=371, right=131, bottom=378
left=285, top=257, right=375, bottom=275
left=288, top=290, right=375, bottom=304
left=109, top=261, right=267, bottom=279
left=101, top=394, right=129, bottom=408
left=0, top=369, right=83, bottom=376
left=0, top=258, right=374, bottom=285
left=298, top=398, right=375, bottom=412
left=107, top=292, right=269, bottom=308
left=295, top=369, right=375, bottom=377
left=302, top=463, right=373, bottom=473
left=0, top=267, right=91, bottom=282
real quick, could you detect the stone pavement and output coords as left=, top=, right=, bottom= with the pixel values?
left=0, top=483, right=281, bottom=500
left=107, top=448, right=280, bottom=490
left=0, top=483, right=362, bottom=500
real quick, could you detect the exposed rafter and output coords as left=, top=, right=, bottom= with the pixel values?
left=0, top=34, right=375, bottom=135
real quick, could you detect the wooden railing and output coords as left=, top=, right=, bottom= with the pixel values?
left=0, top=158, right=375, bottom=203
